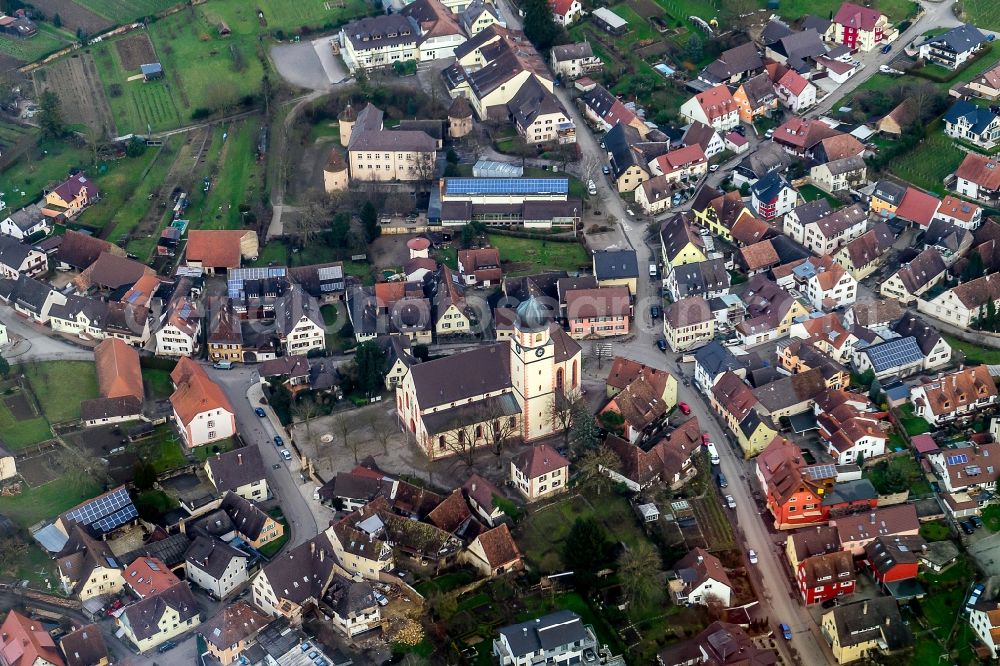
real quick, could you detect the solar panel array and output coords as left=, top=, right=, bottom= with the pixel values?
left=444, top=177, right=569, bottom=196
left=228, top=266, right=287, bottom=299
left=864, top=336, right=923, bottom=372
left=317, top=265, right=344, bottom=281
left=804, top=464, right=837, bottom=480
left=947, top=453, right=969, bottom=465
left=64, top=487, right=138, bottom=535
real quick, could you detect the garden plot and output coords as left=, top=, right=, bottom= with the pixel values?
left=14, top=445, right=65, bottom=487
left=115, top=32, right=157, bottom=71
left=0, top=385, right=51, bottom=451
left=75, top=0, right=181, bottom=24
left=33, top=53, right=116, bottom=138
left=27, top=0, right=112, bottom=34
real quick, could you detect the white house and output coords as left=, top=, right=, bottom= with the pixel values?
left=185, top=536, right=250, bottom=600
left=0, top=204, right=50, bottom=240
left=774, top=69, right=816, bottom=113
left=170, top=357, right=237, bottom=448
left=943, top=100, right=1000, bottom=150
left=919, top=24, right=988, bottom=70
left=275, top=288, right=326, bottom=356
left=0, top=235, right=47, bottom=279
left=550, top=0, right=582, bottom=26
left=679, top=85, right=740, bottom=131
left=671, top=547, right=733, bottom=607
left=804, top=260, right=858, bottom=312
left=969, top=602, right=1000, bottom=659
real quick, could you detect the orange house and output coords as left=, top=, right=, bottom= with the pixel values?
left=755, top=436, right=836, bottom=529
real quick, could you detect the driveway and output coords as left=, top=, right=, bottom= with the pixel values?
left=0, top=306, right=96, bottom=363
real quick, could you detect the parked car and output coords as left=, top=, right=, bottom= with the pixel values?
left=709, top=164, right=720, bottom=172
left=678, top=401, right=691, bottom=415
left=702, top=433, right=710, bottom=445
left=273, top=435, right=284, bottom=447
left=748, top=549, right=758, bottom=565
left=280, top=449, right=292, bottom=461
left=157, top=642, right=177, bottom=654
left=602, top=165, right=611, bottom=175
left=961, top=519, right=976, bottom=535
left=213, top=361, right=233, bottom=370
left=881, top=44, right=892, bottom=54
left=717, top=472, right=728, bottom=489
left=725, top=495, right=736, bottom=509
left=971, top=515, right=984, bottom=529
left=374, top=591, right=389, bottom=606
left=255, top=407, right=267, bottom=418
left=657, top=338, right=668, bottom=352
left=651, top=305, right=661, bottom=319
left=780, top=624, right=792, bottom=640
left=706, top=442, right=720, bottom=465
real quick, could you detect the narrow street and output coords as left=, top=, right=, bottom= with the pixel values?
left=210, top=365, right=322, bottom=548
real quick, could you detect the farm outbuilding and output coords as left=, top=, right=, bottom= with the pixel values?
left=592, top=7, right=628, bottom=35
left=140, top=62, right=163, bottom=81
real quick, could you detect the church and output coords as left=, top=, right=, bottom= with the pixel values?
left=395, top=297, right=583, bottom=459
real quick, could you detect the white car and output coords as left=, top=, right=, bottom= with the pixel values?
left=748, top=549, right=758, bottom=565
left=280, top=449, right=292, bottom=461
left=709, top=164, right=720, bottom=172
left=725, top=495, right=736, bottom=509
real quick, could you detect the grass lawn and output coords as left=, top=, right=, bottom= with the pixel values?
left=11, top=542, right=60, bottom=591
left=758, top=0, right=917, bottom=22
left=92, top=35, right=183, bottom=133
left=77, top=0, right=180, bottom=23
left=185, top=121, right=266, bottom=230
left=943, top=333, right=1000, bottom=365
left=0, top=478, right=103, bottom=528
left=193, top=437, right=237, bottom=461
left=258, top=507, right=290, bottom=558
left=897, top=403, right=931, bottom=437
left=0, top=386, right=51, bottom=450
left=253, top=241, right=291, bottom=267
left=414, top=570, right=477, bottom=597
left=0, top=23, right=74, bottom=63
left=142, top=368, right=174, bottom=400
left=983, top=504, right=1000, bottom=531
left=79, top=146, right=163, bottom=235
left=135, top=425, right=187, bottom=472
left=21, top=361, right=99, bottom=424
left=919, top=519, right=951, bottom=541
left=202, top=0, right=372, bottom=35
left=610, top=4, right=657, bottom=42
left=890, top=121, right=965, bottom=195
left=519, top=591, right=627, bottom=658
left=516, top=492, right=647, bottom=573
left=488, top=234, right=590, bottom=276
left=1, top=139, right=91, bottom=212
left=964, top=0, right=1000, bottom=31
left=865, top=454, right=932, bottom=495
left=798, top=183, right=840, bottom=208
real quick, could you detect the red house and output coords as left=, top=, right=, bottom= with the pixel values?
left=797, top=550, right=855, bottom=605
left=865, top=535, right=926, bottom=586
left=754, top=436, right=836, bottom=529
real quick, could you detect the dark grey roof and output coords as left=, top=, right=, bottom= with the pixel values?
left=121, top=584, right=199, bottom=642
left=10, top=274, right=53, bottom=313
left=602, top=122, right=644, bottom=180
left=3, top=204, right=45, bottom=232
left=118, top=534, right=192, bottom=568
left=891, top=312, right=943, bottom=356
left=422, top=392, right=520, bottom=434
left=773, top=29, right=827, bottom=70
left=185, top=535, right=247, bottom=578
left=409, top=342, right=511, bottom=408
left=872, top=180, right=906, bottom=206
left=827, top=597, right=911, bottom=651
left=593, top=249, right=638, bottom=280
left=0, top=234, right=40, bottom=271
left=925, top=23, right=987, bottom=54
left=672, top=259, right=730, bottom=298
left=219, top=492, right=271, bottom=541
left=551, top=42, right=594, bottom=62
left=60, top=624, right=109, bottom=666
left=342, top=14, right=418, bottom=50
left=320, top=472, right=383, bottom=503
left=508, top=76, right=565, bottom=128
left=274, top=286, right=323, bottom=335
left=206, top=447, right=266, bottom=494
left=801, top=15, right=831, bottom=34
left=821, top=479, right=878, bottom=506
left=750, top=171, right=790, bottom=203
left=498, top=611, right=589, bottom=658
left=761, top=18, right=793, bottom=45
left=790, top=199, right=833, bottom=226
left=695, top=341, right=743, bottom=376
left=701, top=42, right=763, bottom=83
left=258, top=533, right=338, bottom=607
left=324, top=574, right=378, bottom=618
left=739, top=72, right=777, bottom=108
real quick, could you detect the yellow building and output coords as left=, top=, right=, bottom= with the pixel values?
left=117, top=585, right=201, bottom=652
left=592, top=250, right=639, bottom=294
left=660, top=213, right=707, bottom=268
left=821, top=598, right=910, bottom=663
left=663, top=297, right=715, bottom=352
left=869, top=180, right=906, bottom=218
left=347, top=104, right=437, bottom=182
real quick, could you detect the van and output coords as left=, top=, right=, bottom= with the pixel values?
left=706, top=442, right=720, bottom=465
left=213, top=361, right=233, bottom=370
left=587, top=180, right=597, bottom=195
left=649, top=262, right=658, bottom=277
left=716, top=472, right=728, bottom=489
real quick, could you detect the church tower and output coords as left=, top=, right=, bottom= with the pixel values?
left=510, top=297, right=557, bottom=441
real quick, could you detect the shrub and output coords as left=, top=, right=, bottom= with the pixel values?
left=190, top=107, right=212, bottom=120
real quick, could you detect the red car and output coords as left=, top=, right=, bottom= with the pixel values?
left=678, top=402, right=691, bottom=415
left=702, top=433, right=710, bottom=445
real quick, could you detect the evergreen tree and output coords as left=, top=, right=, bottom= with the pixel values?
left=685, top=34, right=703, bottom=63
left=353, top=340, right=385, bottom=396
left=38, top=91, right=66, bottom=140
left=963, top=252, right=985, bottom=283
left=522, top=0, right=561, bottom=51
left=562, top=518, right=613, bottom=589
left=570, top=401, right=600, bottom=454
left=360, top=201, right=379, bottom=242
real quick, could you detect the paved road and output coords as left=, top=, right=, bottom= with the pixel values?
left=0, top=306, right=95, bottom=363
left=809, top=0, right=962, bottom=117
left=210, top=366, right=320, bottom=548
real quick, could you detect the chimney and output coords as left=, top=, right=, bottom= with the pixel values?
left=863, top=602, right=868, bottom=615
left=237, top=453, right=243, bottom=465
left=310, top=542, right=316, bottom=555
left=697, top=555, right=704, bottom=564
left=885, top=616, right=891, bottom=626
left=320, top=549, right=325, bottom=562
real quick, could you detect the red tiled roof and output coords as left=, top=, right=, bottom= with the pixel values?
left=895, top=187, right=941, bottom=228
left=956, top=153, right=1000, bottom=191
left=513, top=443, right=569, bottom=479
left=778, top=69, right=810, bottom=96
left=474, top=523, right=522, bottom=567
left=94, top=338, right=144, bottom=402
left=123, top=556, right=181, bottom=598
left=186, top=230, right=251, bottom=269
left=694, top=84, right=737, bottom=122
left=834, top=2, right=884, bottom=31
left=0, top=610, right=64, bottom=666
left=170, top=357, right=235, bottom=426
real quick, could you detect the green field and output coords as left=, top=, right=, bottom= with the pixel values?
left=943, top=334, right=1000, bottom=365
left=1, top=140, right=91, bottom=212
left=963, top=0, right=1000, bottom=32
left=201, top=0, right=372, bottom=35
left=488, top=234, right=591, bottom=276
left=889, top=121, right=965, bottom=195
left=0, top=477, right=103, bottom=528
left=77, top=0, right=181, bottom=23
left=93, top=35, right=184, bottom=134
left=0, top=395, right=51, bottom=451
left=21, top=361, right=99, bottom=423
left=186, top=121, right=266, bottom=230
left=0, top=23, right=74, bottom=63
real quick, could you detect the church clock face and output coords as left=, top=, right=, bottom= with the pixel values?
left=535, top=347, right=545, bottom=357
left=514, top=342, right=522, bottom=354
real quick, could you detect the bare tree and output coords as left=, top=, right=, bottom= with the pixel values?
left=481, top=411, right=518, bottom=470
left=576, top=445, right=621, bottom=496
left=721, top=0, right=757, bottom=30
left=57, top=446, right=108, bottom=491
left=291, top=395, right=320, bottom=441
left=413, top=153, right=437, bottom=190
left=551, top=389, right=583, bottom=448
left=618, top=541, right=662, bottom=606
left=0, top=536, right=27, bottom=576
left=367, top=411, right=395, bottom=455
left=334, top=412, right=364, bottom=464
left=296, top=190, right=333, bottom=245
left=444, top=423, right=479, bottom=468
left=580, top=153, right=601, bottom=184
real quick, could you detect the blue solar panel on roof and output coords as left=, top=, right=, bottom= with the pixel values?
left=444, top=178, right=569, bottom=195
left=864, top=336, right=923, bottom=372
left=64, top=487, right=136, bottom=534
